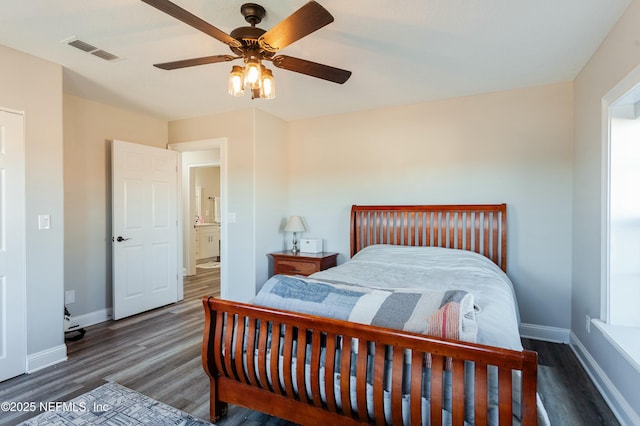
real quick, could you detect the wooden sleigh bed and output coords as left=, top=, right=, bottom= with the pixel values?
left=202, top=204, right=540, bottom=425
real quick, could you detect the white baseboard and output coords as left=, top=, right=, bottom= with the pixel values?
left=570, top=332, right=640, bottom=426
left=519, top=322, right=570, bottom=343
left=26, top=308, right=113, bottom=375
left=71, top=308, right=112, bottom=329
left=27, top=344, right=67, bottom=373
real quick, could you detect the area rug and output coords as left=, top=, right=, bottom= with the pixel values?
left=19, top=382, right=212, bottom=425
left=196, top=261, right=220, bottom=269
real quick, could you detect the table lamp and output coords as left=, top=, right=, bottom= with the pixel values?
left=284, top=216, right=306, bottom=254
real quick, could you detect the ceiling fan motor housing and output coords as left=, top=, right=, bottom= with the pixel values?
left=229, top=26, right=270, bottom=57
left=241, top=3, right=266, bottom=26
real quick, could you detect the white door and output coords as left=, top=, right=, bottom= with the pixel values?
left=112, top=140, right=179, bottom=320
left=0, top=110, right=26, bottom=382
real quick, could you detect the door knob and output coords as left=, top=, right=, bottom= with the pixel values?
left=116, top=236, right=131, bottom=242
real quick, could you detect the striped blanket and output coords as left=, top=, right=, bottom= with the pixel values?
left=252, top=274, right=478, bottom=342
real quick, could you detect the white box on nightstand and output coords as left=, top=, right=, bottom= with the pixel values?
left=299, top=238, right=323, bottom=253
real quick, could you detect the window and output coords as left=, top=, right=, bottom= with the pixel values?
left=609, top=112, right=640, bottom=328
left=599, top=84, right=640, bottom=371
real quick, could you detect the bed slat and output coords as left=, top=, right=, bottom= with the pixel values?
left=499, top=366, right=513, bottom=424
left=234, top=315, right=247, bottom=384
left=309, top=330, right=322, bottom=406
left=297, top=329, right=310, bottom=404
left=372, top=344, right=385, bottom=424
left=257, top=320, right=269, bottom=389
left=483, top=213, right=490, bottom=259
left=270, top=322, right=283, bottom=395
left=324, top=334, right=338, bottom=412
left=356, top=339, right=368, bottom=421
left=223, top=314, right=235, bottom=380
left=282, top=325, right=295, bottom=397
left=391, top=348, right=404, bottom=425
left=340, top=336, right=354, bottom=417
left=245, top=318, right=258, bottom=386
left=409, top=350, right=423, bottom=426
left=474, top=361, right=488, bottom=424
left=430, top=355, right=444, bottom=425
left=451, top=358, right=465, bottom=424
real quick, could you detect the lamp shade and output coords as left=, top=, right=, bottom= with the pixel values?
left=284, top=216, right=306, bottom=233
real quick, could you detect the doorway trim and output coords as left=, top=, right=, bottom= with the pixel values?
left=0, top=107, right=27, bottom=381
left=168, top=138, right=228, bottom=299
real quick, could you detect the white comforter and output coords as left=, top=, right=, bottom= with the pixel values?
left=311, top=244, right=523, bottom=351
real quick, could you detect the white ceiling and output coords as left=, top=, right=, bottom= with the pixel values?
left=0, top=0, right=631, bottom=121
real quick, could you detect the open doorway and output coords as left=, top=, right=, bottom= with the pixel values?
left=168, top=138, right=227, bottom=300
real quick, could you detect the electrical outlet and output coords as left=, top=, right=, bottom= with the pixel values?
left=585, top=314, right=591, bottom=333
left=65, top=290, right=75, bottom=304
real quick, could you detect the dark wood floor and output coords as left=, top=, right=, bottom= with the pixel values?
left=521, top=338, right=619, bottom=425
left=0, top=268, right=619, bottom=425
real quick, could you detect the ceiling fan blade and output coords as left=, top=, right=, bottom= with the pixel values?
left=154, top=55, right=238, bottom=70
left=271, top=55, right=351, bottom=84
left=258, top=1, right=334, bottom=52
left=141, top=0, right=241, bottom=48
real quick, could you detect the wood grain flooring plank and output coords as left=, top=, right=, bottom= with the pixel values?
left=521, top=338, right=620, bottom=426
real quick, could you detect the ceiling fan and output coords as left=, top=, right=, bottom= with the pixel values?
left=141, top=0, right=352, bottom=98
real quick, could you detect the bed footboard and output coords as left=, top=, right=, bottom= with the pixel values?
left=202, top=296, right=538, bottom=425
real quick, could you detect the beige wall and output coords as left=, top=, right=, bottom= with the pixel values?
left=0, top=45, right=64, bottom=363
left=572, top=0, right=640, bottom=422
left=254, top=108, right=288, bottom=286
left=63, top=94, right=167, bottom=318
left=169, top=108, right=288, bottom=300
left=287, top=82, right=574, bottom=330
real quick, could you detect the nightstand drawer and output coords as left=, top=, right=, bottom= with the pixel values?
left=269, top=251, right=338, bottom=277
left=274, top=259, right=318, bottom=276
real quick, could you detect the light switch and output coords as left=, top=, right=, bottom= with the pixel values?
left=228, top=212, right=236, bottom=223
left=38, top=214, right=51, bottom=230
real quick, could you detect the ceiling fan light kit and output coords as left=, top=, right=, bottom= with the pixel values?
left=228, top=65, right=244, bottom=96
left=141, top=0, right=351, bottom=100
left=260, top=67, right=275, bottom=99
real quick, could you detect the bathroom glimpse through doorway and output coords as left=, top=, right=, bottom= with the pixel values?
left=193, top=166, right=221, bottom=272
left=168, top=138, right=227, bottom=301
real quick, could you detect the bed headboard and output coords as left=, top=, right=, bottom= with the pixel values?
left=350, top=204, right=507, bottom=271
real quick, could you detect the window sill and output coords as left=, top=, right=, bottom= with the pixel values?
left=592, top=319, right=640, bottom=373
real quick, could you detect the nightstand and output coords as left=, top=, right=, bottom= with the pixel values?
left=270, top=251, right=338, bottom=276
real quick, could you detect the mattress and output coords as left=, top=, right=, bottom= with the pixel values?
left=310, top=244, right=523, bottom=350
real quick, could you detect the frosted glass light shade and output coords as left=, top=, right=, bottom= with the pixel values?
left=243, top=59, right=262, bottom=90
left=228, top=65, right=244, bottom=96
left=261, top=68, right=275, bottom=99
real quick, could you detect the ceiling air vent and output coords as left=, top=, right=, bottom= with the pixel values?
left=68, top=39, right=98, bottom=53
left=64, top=37, right=122, bottom=62
left=91, top=49, right=120, bottom=61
